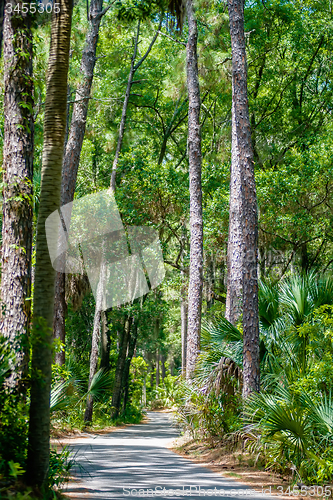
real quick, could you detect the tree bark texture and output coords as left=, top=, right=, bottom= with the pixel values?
left=185, top=0, right=203, bottom=380
left=181, top=223, right=188, bottom=377
left=225, top=101, right=243, bottom=325
left=227, top=0, right=260, bottom=398
left=111, top=316, right=132, bottom=419
left=27, top=0, right=72, bottom=486
left=0, top=0, right=4, bottom=57
left=53, top=0, right=105, bottom=365
left=1, top=1, right=34, bottom=387
left=84, top=305, right=101, bottom=422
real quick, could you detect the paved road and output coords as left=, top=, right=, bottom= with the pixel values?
left=63, top=412, right=271, bottom=499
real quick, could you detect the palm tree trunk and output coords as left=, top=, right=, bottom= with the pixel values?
left=1, top=2, right=34, bottom=388
left=227, top=0, right=260, bottom=398
left=26, top=0, right=72, bottom=486
left=185, top=0, right=203, bottom=380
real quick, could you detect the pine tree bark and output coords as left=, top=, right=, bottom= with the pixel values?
left=225, top=101, right=243, bottom=325
left=185, top=0, right=203, bottom=380
left=227, top=0, right=260, bottom=398
left=53, top=0, right=106, bottom=365
left=1, top=1, right=34, bottom=388
left=180, top=223, right=188, bottom=377
left=27, top=0, right=72, bottom=486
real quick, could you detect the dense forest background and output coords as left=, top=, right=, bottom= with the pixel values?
left=1, top=0, right=333, bottom=497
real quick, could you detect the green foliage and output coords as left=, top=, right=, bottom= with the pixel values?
left=243, top=385, right=333, bottom=484
left=48, top=447, right=74, bottom=489
left=175, top=379, right=242, bottom=441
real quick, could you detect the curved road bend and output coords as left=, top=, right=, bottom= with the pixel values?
left=64, top=411, right=272, bottom=500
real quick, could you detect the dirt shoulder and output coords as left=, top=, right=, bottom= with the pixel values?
left=171, top=436, right=331, bottom=500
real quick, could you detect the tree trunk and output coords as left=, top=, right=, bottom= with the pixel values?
left=225, top=100, right=243, bottom=325
left=53, top=273, right=66, bottom=366
left=122, top=319, right=139, bottom=413
left=206, top=253, right=215, bottom=310
left=161, top=354, right=166, bottom=380
left=156, top=349, right=160, bottom=389
left=1, top=1, right=34, bottom=389
left=84, top=307, right=101, bottom=423
left=110, top=19, right=161, bottom=190
left=100, top=310, right=110, bottom=369
left=181, top=223, right=188, bottom=377
left=84, top=254, right=106, bottom=423
left=185, top=0, right=203, bottom=380
left=227, top=0, right=260, bottom=398
left=0, top=0, right=4, bottom=57
left=111, top=316, right=132, bottom=419
left=53, top=0, right=106, bottom=365
left=27, top=0, right=72, bottom=487
left=142, top=375, right=147, bottom=406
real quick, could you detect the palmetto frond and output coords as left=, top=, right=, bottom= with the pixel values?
left=197, top=318, right=242, bottom=394
left=87, top=369, right=113, bottom=402
left=50, top=378, right=79, bottom=413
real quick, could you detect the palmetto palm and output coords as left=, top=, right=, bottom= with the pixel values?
left=243, top=384, right=333, bottom=473
left=27, top=0, right=73, bottom=487
left=196, top=273, right=333, bottom=396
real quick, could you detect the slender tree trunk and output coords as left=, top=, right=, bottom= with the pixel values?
left=110, top=19, right=161, bottom=190
left=84, top=253, right=106, bottom=423
left=185, top=0, right=203, bottom=380
left=122, top=319, right=139, bottom=413
left=84, top=306, right=101, bottom=422
left=156, top=349, right=160, bottom=389
left=111, top=316, right=132, bottom=419
left=206, top=253, right=215, bottom=310
left=1, top=2, right=34, bottom=389
left=27, top=0, right=72, bottom=486
left=161, top=354, right=166, bottom=381
left=53, top=0, right=106, bottom=365
left=0, top=0, right=4, bottom=57
left=225, top=100, right=243, bottom=325
left=227, top=0, right=260, bottom=398
left=142, top=375, right=147, bottom=406
left=84, top=19, right=162, bottom=417
left=100, top=310, right=110, bottom=369
left=181, top=286, right=188, bottom=377
left=181, top=223, right=188, bottom=377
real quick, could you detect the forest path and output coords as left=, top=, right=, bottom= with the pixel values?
left=63, top=411, right=272, bottom=500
